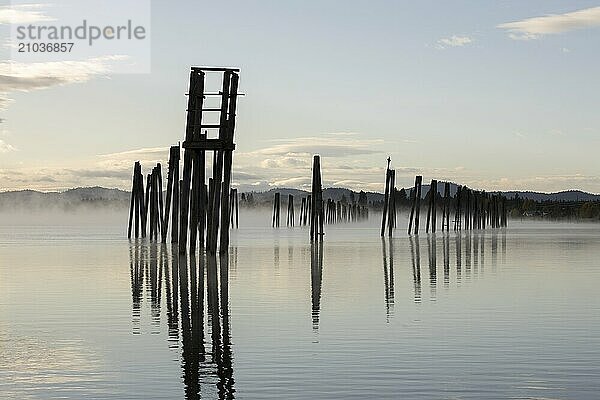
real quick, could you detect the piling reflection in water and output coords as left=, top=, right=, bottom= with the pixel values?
left=129, top=243, right=235, bottom=399
left=427, top=234, right=437, bottom=301
left=491, top=232, right=498, bottom=271
left=465, top=233, right=472, bottom=277
left=409, top=236, right=421, bottom=303
left=130, top=243, right=143, bottom=334
left=405, top=231, right=508, bottom=302
left=443, top=233, right=450, bottom=287
left=381, top=238, right=395, bottom=320
left=455, top=233, right=462, bottom=281
left=311, top=242, right=324, bottom=330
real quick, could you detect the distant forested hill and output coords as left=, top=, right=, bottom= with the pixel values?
left=0, top=186, right=598, bottom=212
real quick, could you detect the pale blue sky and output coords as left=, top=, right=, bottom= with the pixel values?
left=1, top=0, right=599, bottom=193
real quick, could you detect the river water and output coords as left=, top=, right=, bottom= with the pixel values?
left=1, top=210, right=599, bottom=399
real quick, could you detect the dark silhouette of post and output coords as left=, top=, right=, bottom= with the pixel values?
left=381, top=166, right=391, bottom=237
left=272, top=193, right=280, bottom=227
left=287, top=194, right=295, bottom=227
left=442, top=182, right=450, bottom=232
left=310, top=155, right=324, bottom=241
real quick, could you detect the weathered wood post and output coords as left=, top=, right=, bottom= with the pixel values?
left=408, top=176, right=423, bottom=235
left=381, top=164, right=391, bottom=237
left=157, top=163, right=164, bottom=231
left=128, top=163, right=137, bottom=239
left=431, top=180, right=437, bottom=233
left=179, top=70, right=203, bottom=254
left=162, top=146, right=178, bottom=243
left=454, top=186, right=462, bottom=231
left=229, top=188, right=238, bottom=229
left=425, top=181, right=433, bottom=234
left=149, top=168, right=155, bottom=240
left=464, top=187, right=471, bottom=230
left=272, top=193, right=280, bottom=227
left=172, top=147, right=180, bottom=243
left=387, top=170, right=396, bottom=237
left=287, top=194, right=295, bottom=227
left=442, top=182, right=450, bottom=232
left=310, top=155, right=324, bottom=241
left=219, top=72, right=239, bottom=253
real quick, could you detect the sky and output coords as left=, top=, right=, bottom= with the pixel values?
left=0, top=0, right=600, bottom=193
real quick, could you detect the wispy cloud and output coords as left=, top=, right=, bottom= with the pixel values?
left=498, top=6, right=600, bottom=40
left=436, top=35, right=473, bottom=49
left=0, top=4, right=54, bottom=25
left=254, top=134, right=384, bottom=158
left=0, top=138, right=16, bottom=153
left=0, top=56, right=128, bottom=110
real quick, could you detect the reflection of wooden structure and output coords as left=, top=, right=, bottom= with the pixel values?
left=129, top=245, right=235, bottom=397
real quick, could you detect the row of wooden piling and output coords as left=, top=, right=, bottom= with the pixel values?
left=272, top=193, right=368, bottom=227
left=405, top=175, right=508, bottom=236
left=325, top=199, right=368, bottom=223
left=127, top=150, right=240, bottom=241
left=128, top=161, right=165, bottom=240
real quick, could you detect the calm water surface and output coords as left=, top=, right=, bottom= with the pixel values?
left=1, top=211, right=599, bottom=399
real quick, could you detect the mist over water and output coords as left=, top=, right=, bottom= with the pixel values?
left=1, top=209, right=600, bottom=399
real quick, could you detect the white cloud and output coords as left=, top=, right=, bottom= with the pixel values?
left=254, top=134, right=384, bottom=158
left=0, top=4, right=54, bottom=25
left=436, top=35, right=473, bottom=49
left=0, top=138, right=16, bottom=153
left=0, top=56, right=128, bottom=110
left=498, top=6, right=600, bottom=40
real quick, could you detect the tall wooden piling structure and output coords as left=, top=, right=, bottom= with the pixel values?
left=310, top=155, right=324, bottom=241
left=177, top=67, right=241, bottom=254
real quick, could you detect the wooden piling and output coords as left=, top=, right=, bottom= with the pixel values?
left=442, top=182, right=450, bottom=232
left=310, top=155, right=324, bottom=241
left=287, top=194, right=295, bottom=227
left=172, top=148, right=180, bottom=243
left=387, top=170, right=396, bottom=237
left=272, top=193, right=280, bottom=227
left=381, top=168, right=391, bottom=237
left=128, top=162, right=137, bottom=239
left=408, top=176, right=423, bottom=235
left=431, top=180, right=437, bottom=233
left=219, top=72, right=239, bottom=253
